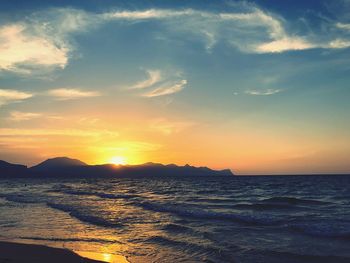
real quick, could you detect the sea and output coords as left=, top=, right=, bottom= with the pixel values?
left=0, top=175, right=349, bottom=263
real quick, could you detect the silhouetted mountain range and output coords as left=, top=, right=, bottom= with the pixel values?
left=31, top=157, right=87, bottom=171
left=0, top=160, right=27, bottom=176
left=0, top=157, right=234, bottom=178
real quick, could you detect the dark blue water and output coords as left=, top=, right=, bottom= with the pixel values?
left=0, top=175, right=350, bottom=262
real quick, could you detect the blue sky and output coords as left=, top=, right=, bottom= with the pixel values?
left=0, top=0, right=350, bottom=174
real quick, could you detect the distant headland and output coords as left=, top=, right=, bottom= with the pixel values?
left=0, top=157, right=234, bottom=178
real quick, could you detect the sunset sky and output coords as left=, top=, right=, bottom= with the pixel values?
left=1, top=0, right=350, bottom=174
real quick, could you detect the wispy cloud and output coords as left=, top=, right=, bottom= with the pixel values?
left=142, top=79, right=187, bottom=98
left=8, top=111, right=42, bottom=121
left=0, top=128, right=118, bottom=137
left=48, top=88, right=101, bottom=100
left=0, top=89, right=33, bottom=106
left=0, top=8, right=95, bottom=75
left=128, top=69, right=187, bottom=98
left=104, top=7, right=350, bottom=53
left=2, top=4, right=350, bottom=76
left=0, top=24, right=68, bottom=74
left=336, top=22, right=350, bottom=30
left=104, top=9, right=195, bottom=20
left=245, top=88, right=282, bottom=96
left=149, top=118, right=194, bottom=135
left=255, top=37, right=314, bottom=53
left=129, top=70, right=161, bottom=89
left=78, top=117, right=100, bottom=125
left=105, top=8, right=296, bottom=53
left=327, top=39, right=350, bottom=49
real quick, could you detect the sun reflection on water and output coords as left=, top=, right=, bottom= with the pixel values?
left=75, top=251, right=129, bottom=263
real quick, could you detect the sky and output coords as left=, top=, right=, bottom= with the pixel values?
left=0, top=0, right=350, bottom=175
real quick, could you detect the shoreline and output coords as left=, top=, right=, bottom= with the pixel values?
left=0, top=241, right=129, bottom=263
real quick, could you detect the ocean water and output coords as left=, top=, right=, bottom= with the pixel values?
left=0, top=175, right=349, bottom=263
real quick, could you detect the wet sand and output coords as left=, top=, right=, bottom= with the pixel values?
left=0, top=241, right=105, bottom=263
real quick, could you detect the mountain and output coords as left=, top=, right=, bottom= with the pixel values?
left=0, top=160, right=27, bottom=177
left=30, top=157, right=87, bottom=171
left=0, top=157, right=234, bottom=177
left=114, top=162, right=234, bottom=177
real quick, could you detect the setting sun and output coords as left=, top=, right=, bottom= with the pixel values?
left=109, top=156, right=127, bottom=165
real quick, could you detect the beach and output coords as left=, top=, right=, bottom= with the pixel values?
left=0, top=241, right=107, bottom=263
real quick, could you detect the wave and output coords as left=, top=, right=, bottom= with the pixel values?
left=0, top=222, right=18, bottom=228
left=252, top=248, right=350, bottom=263
left=95, top=192, right=139, bottom=199
left=146, top=236, right=234, bottom=262
left=0, top=193, right=40, bottom=204
left=146, top=235, right=192, bottom=247
left=59, top=189, right=93, bottom=196
left=53, top=188, right=139, bottom=200
left=0, top=199, right=16, bottom=207
left=162, top=223, right=192, bottom=233
left=138, top=201, right=283, bottom=225
left=233, top=203, right=294, bottom=210
left=161, top=223, right=213, bottom=242
left=290, top=222, right=350, bottom=239
left=230, top=197, right=331, bottom=211
left=188, top=197, right=234, bottom=204
left=195, top=190, right=218, bottom=195
left=18, top=236, right=120, bottom=244
left=262, top=197, right=329, bottom=206
left=46, top=202, right=123, bottom=228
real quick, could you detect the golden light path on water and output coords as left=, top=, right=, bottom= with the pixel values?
left=75, top=251, right=129, bottom=263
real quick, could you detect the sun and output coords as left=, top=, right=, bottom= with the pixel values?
left=109, top=156, right=127, bottom=165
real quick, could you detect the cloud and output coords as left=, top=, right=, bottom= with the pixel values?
left=103, top=7, right=350, bottom=53
left=327, top=38, right=350, bottom=49
left=245, top=88, right=282, bottom=96
left=211, top=8, right=336, bottom=53
left=128, top=69, right=187, bottom=98
left=149, top=118, right=194, bottom=135
left=142, top=79, right=187, bottom=97
left=103, top=8, right=320, bottom=53
left=129, top=70, right=162, bottom=89
left=8, top=111, right=42, bottom=121
left=78, top=117, right=100, bottom=125
left=104, top=9, right=195, bottom=20
left=7, top=111, right=64, bottom=121
left=2, top=4, right=350, bottom=76
left=0, top=128, right=118, bottom=137
left=0, top=89, right=33, bottom=106
left=0, top=8, right=96, bottom=75
left=0, top=24, right=68, bottom=74
left=336, top=22, right=350, bottom=30
left=255, top=37, right=315, bottom=53
left=48, top=88, right=101, bottom=100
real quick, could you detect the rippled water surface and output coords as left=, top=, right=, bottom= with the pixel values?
left=0, top=175, right=349, bottom=262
